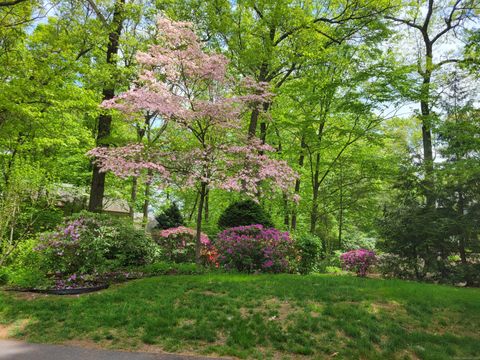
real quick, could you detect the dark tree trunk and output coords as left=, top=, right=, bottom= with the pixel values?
left=129, top=176, right=137, bottom=220
left=283, top=192, right=290, bottom=227
left=88, top=0, right=125, bottom=212
left=458, top=191, right=467, bottom=265
left=291, top=136, right=306, bottom=230
left=188, top=192, right=199, bottom=222
left=142, top=169, right=152, bottom=229
left=338, top=172, right=344, bottom=249
left=247, top=63, right=268, bottom=138
left=310, top=153, right=321, bottom=234
left=204, top=187, right=209, bottom=223
left=420, top=43, right=435, bottom=207
left=310, top=120, right=325, bottom=234
left=195, top=182, right=207, bottom=264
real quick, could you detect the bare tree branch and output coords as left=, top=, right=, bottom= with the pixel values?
left=85, top=0, right=108, bottom=26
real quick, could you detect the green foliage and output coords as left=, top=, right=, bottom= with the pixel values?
left=3, top=267, right=52, bottom=290
left=294, top=233, right=323, bottom=274
left=155, top=203, right=184, bottom=230
left=218, top=200, right=274, bottom=229
left=341, top=229, right=377, bottom=251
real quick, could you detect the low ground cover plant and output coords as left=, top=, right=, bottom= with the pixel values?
left=216, top=224, right=294, bottom=273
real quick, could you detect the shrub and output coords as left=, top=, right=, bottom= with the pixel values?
left=218, top=200, right=274, bottom=229
left=35, top=212, right=160, bottom=281
left=216, top=224, right=294, bottom=273
left=317, top=250, right=342, bottom=273
left=4, top=267, right=52, bottom=289
left=376, top=253, right=423, bottom=280
left=340, top=249, right=376, bottom=277
left=155, top=202, right=184, bottom=230
left=295, top=234, right=322, bottom=274
left=151, top=226, right=215, bottom=265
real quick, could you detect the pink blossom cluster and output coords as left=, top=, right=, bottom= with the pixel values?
left=340, top=249, right=377, bottom=277
left=87, top=144, right=169, bottom=179
left=216, top=224, right=294, bottom=273
left=218, top=139, right=298, bottom=199
left=159, top=226, right=210, bottom=245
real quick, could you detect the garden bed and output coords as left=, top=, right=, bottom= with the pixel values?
left=18, top=284, right=110, bottom=295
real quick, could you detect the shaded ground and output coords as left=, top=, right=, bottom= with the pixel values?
left=1, top=274, right=479, bottom=359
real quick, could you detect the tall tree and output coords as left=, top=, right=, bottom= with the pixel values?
left=160, top=0, right=394, bottom=141
left=386, top=0, right=478, bottom=206
left=87, top=0, right=127, bottom=211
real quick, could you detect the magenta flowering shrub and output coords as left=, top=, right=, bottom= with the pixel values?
left=216, top=224, right=294, bottom=273
left=340, top=249, right=376, bottom=277
left=152, top=226, right=212, bottom=264
left=35, top=212, right=159, bottom=283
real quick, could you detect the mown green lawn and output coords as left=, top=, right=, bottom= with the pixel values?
left=1, top=274, right=479, bottom=359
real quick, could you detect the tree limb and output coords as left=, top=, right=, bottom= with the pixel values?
left=85, top=0, right=108, bottom=26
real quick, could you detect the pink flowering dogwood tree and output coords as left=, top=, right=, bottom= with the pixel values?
left=88, top=17, right=296, bottom=263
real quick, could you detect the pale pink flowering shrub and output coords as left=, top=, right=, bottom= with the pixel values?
left=340, top=249, right=376, bottom=277
left=152, top=226, right=214, bottom=264
left=216, top=225, right=294, bottom=273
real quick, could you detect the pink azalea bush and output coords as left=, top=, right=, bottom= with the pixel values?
left=340, top=249, right=377, bottom=277
left=152, top=226, right=215, bottom=265
left=216, top=225, right=294, bottom=273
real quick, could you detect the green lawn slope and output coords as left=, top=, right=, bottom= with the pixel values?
left=1, top=274, right=479, bottom=359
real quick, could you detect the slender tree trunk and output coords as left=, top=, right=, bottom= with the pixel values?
left=338, top=186, right=344, bottom=250
left=129, top=176, right=137, bottom=220
left=337, top=161, right=344, bottom=249
left=142, top=169, right=152, bottom=229
left=420, top=34, right=435, bottom=208
left=188, top=192, right=199, bottom=222
left=88, top=0, right=125, bottom=212
left=204, top=187, right=209, bottom=223
left=283, top=192, right=289, bottom=227
left=458, top=191, right=467, bottom=265
left=195, top=182, right=207, bottom=264
left=291, top=136, right=306, bottom=230
left=310, top=153, right=321, bottom=234
left=247, top=64, right=268, bottom=138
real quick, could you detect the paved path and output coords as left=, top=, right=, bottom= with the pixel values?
left=0, top=340, right=227, bottom=360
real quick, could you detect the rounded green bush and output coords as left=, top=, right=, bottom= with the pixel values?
left=218, top=199, right=274, bottom=229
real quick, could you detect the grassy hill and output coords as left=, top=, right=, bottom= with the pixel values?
left=1, top=274, right=479, bottom=359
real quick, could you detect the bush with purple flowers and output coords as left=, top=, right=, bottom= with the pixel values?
left=216, top=224, right=294, bottom=273
left=340, top=249, right=376, bottom=277
left=33, top=212, right=159, bottom=287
